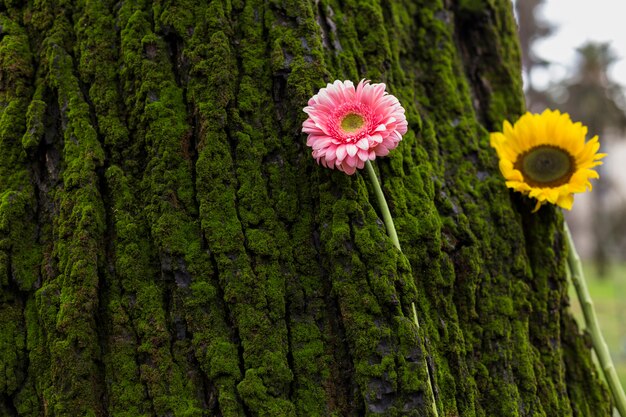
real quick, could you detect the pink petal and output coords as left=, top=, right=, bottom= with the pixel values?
left=327, top=80, right=350, bottom=103
left=361, top=83, right=377, bottom=107
left=381, top=137, right=396, bottom=149
left=346, top=144, right=358, bottom=157
left=344, top=155, right=358, bottom=167
left=356, top=138, right=369, bottom=150
left=344, top=80, right=356, bottom=100
left=374, top=124, right=387, bottom=132
left=310, top=136, right=333, bottom=150
left=355, top=79, right=367, bottom=102
left=316, top=89, right=333, bottom=108
left=325, top=147, right=337, bottom=161
left=358, top=148, right=369, bottom=161
left=302, top=126, right=323, bottom=135
left=373, top=83, right=386, bottom=101
left=342, top=164, right=357, bottom=175
left=303, top=125, right=324, bottom=135
left=336, top=145, right=347, bottom=161
left=374, top=145, right=390, bottom=156
left=396, top=121, right=408, bottom=135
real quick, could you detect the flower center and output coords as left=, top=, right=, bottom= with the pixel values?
left=340, top=113, right=365, bottom=133
left=514, top=145, right=576, bottom=187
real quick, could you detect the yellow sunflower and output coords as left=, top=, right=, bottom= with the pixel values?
left=490, top=109, right=606, bottom=212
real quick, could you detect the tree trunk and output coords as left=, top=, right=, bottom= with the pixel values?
left=0, top=0, right=611, bottom=416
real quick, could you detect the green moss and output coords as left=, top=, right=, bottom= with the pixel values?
left=0, top=297, right=26, bottom=396
left=0, top=15, right=34, bottom=101
left=21, top=99, right=46, bottom=151
left=0, top=0, right=611, bottom=415
left=457, top=0, right=488, bottom=14
left=0, top=10, right=41, bottom=415
left=0, top=191, right=41, bottom=292
left=71, top=3, right=154, bottom=410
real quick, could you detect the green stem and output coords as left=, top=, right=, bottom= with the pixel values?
left=365, top=160, right=400, bottom=251
left=564, top=221, right=626, bottom=416
left=413, top=303, right=440, bottom=417
left=365, top=160, right=439, bottom=417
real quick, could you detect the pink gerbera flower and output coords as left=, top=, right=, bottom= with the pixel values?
left=302, top=79, right=408, bottom=175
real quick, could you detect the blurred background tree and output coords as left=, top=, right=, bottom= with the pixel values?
left=515, top=0, right=626, bottom=275
left=554, top=42, right=626, bottom=277
left=553, top=42, right=626, bottom=136
left=515, top=0, right=556, bottom=110
left=514, top=0, right=626, bottom=405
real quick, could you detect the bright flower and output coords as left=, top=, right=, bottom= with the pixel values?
left=302, top=79, right=408, bottom=175
left=490, top=109, right=606, bottom=211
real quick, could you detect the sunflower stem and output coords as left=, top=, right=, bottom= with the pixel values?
left=564, top=221, right=626, bottom=416
left=365, top=160, right=439, bottom=417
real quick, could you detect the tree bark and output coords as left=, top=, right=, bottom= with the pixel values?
left=0, top=0, right=611, bottom=416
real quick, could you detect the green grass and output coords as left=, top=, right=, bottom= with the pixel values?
left=568, top=262, right=626, bottom=397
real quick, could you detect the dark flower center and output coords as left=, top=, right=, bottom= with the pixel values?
left=340, top=113, right=365, bottom=133
left=514, top=145, right=576, bottom=187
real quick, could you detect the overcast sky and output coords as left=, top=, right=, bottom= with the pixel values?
left=518, top=0, right=626, bottom=90
left=521, top=0, right=626, bottom=88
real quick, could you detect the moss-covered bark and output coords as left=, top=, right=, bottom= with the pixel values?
left=0, top=0, right=611, bottom=416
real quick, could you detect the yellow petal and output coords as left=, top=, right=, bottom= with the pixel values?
left=556, top=193, right=574, bottom=210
